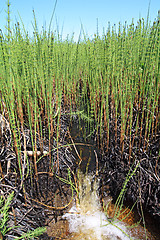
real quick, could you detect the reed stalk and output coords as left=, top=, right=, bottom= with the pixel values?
left=0, top=0, right=159, bottom=199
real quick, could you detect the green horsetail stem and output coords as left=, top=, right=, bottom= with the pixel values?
left=0, top=3, right=159, bottom=172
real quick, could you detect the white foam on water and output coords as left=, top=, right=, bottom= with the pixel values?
left=63, top=205, right=132, bottom=240
left=63, top=172, right=133, bottom=240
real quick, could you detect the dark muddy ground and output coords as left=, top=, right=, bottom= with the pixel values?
left=0, top=112, right=159, bottom=239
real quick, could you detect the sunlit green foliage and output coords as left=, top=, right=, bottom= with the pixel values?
left=0, top=3, right=159, bottom=176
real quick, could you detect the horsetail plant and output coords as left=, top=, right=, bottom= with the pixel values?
left=0, top=3, right=159, bottom=165
left=0, top=2, right=159, bottom=239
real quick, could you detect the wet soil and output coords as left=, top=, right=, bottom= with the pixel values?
left=0, top=112, right=159, bottom=239
left=67, top=119, right=160, bottom=239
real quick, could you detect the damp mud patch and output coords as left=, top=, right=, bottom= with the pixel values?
left=0, top=114, right=159, bottom=239
left=0, top=114, right=76, bottom=239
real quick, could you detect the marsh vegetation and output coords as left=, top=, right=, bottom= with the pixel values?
left=0, top=1, right=159, bottom=239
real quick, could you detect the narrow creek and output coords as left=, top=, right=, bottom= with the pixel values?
left=46, top=120, right=158, bottom=240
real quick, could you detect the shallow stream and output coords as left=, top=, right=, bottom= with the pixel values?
left=47, top=171, right=155, bottom=239
left=46, top=120, right=158, bottom=240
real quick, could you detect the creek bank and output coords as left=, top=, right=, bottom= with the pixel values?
left=0, top=113, right=159, bottom=239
